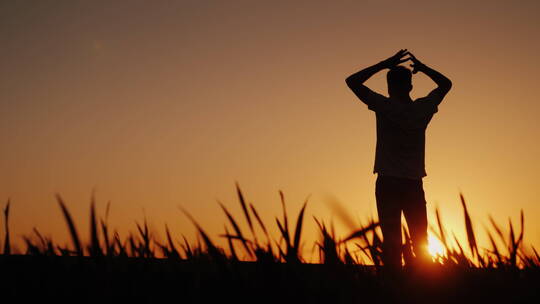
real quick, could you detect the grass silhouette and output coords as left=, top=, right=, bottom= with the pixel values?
left=1, top=184, right=539, bottom=303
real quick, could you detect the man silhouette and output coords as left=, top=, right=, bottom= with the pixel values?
left=345, top=50, right=452, bottom=270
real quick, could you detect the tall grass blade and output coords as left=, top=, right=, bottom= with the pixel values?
left=517, top=210, right=525, bottom=249
left=100, top=220, right=110, bottom=256
left=249, top=203, right=268, bottom=238
left=3, top=199, right=11, bottom=255
left=370, top=227, right=383, bottom=267
left=460, top=193, right=478, bottom=259
left=23, top=236, right=41, bottom=255
left=435, top=207, right=448, bottom=249
left=89, top=193, right=102, bottom=257
left=56, top=194, right=83, bottom=256
left=313, top=217, right=340, bottom=265
left=292, top=196, right=309, bottom=255
left=356, top=219, right=382, bottom=266
left=164, top=224, right=179, bottom=258
left=179, top=206, right=224, bottom=263
left=33, top=228, right=55, bottom=255
left=451, top=232, right=468, bottom=266
left=114, top=232, right=126, bottom=257
left=486, top=230, right=502, bottom=266
left=279, top=190, right=290, bottom=244
left=325, top=195, right=357, bottom=231
left=235, top=182, right=255, bottom=238
left=508, top=218, right=517, bottom=267
left=532, top=247, right=540, bottom=265
left=127, top=233, right=137, bottom=257
left=275, top=219, right=288, bottom=248
left=218, top=201, right=253, bottom=258
left=136, top=218, right=152, bottom=258
left=223, top=225, right=239, bottom=261
left=181, top=235, right=193, bottom=259
left=275, top=240, right=287, bottom=262
left=343, top=246, right=355, bottom=264
left=101, top=200, right=112, bottom=255
left=489, top=215, right=506, bottom=245
left=275, top=191, right=296, bottom=262
left=342, top=221, right=380, bottom=243
left=33, top=228, right=46, bottom=248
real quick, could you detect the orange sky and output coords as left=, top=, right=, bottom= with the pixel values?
left=1, top=1, right=539, bottom=258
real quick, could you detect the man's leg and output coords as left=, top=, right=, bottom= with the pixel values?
left=402, top=179, right=429, bottom=261
left=376, top=175, right=403, bottom=270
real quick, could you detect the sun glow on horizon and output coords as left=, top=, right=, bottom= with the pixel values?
left=428, top=234, right=446, bottom=257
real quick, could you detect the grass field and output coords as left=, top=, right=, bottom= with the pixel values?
left=1, top=184, right=539, bottom=303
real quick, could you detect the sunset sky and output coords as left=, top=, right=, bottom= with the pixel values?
left=1, top=0, right=539, bottom=258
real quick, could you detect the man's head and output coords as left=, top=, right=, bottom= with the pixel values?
left=387, top=66, right=412, bottom=97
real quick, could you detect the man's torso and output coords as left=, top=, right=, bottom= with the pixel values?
left=373, top=98, right=437, bottom=179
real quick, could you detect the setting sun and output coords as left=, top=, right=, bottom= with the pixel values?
left=428, top=234, right=446, bottom=257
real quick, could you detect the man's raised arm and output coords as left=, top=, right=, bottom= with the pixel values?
left=409, top=53, right=452, bottom=106
left=345, top=49, right=409, bottom=109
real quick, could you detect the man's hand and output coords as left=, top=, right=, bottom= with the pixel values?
left=381, top=49, right=410, bottom=69
left=407, top=52, right=426, bottom=74
left=406, top=52, right=452, bottom=105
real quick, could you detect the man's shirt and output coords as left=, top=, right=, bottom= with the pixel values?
left=364, top=90, right=441, bottom=180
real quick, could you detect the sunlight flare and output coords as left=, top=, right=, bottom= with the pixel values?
left=428, top=234, right=446, bottom=257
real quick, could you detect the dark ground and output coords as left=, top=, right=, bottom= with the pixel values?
left=1, top=255, right=539, bottom=303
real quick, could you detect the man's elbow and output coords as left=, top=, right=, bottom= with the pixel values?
left=345, top=76, right=357, bottom=89
left=442, top=79, right=452, bottom=92
left=445, top=78, right=452, bottom=91
left=345, top=76, right=352, bottom=87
